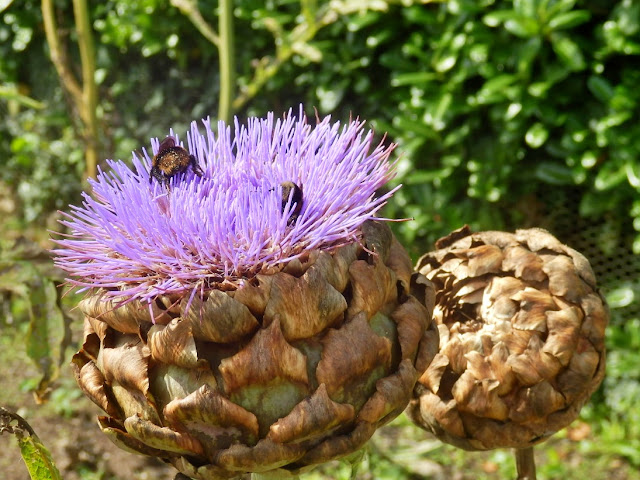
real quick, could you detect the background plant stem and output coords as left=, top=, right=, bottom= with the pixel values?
left=217, top=0, right=235, bottom=123
left=41, top=0, right=100, bottom=180
left=72, top=0, right=99, bottom=179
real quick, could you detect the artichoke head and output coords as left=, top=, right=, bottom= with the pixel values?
left=408, top=226, right=608, bottom=451
left=72, top=221, right=437, bottom=479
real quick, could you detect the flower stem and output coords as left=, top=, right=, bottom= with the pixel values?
left=250, top=473, right=300, bottom=480
left=515, top=446, right=537, bottom=480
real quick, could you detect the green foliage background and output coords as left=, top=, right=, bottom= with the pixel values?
left=3, top=0, right=640, bottom=251
left=1, top=0, right=640, bottom=478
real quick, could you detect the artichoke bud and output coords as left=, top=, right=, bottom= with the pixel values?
left=72, top=221, right=437, bottom=479
left=408, top=226, right=608, bottom=451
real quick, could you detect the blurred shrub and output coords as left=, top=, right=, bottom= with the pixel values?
left=276, top=0, right=640, bottom=258
left=0, top=1, right=84, bottom=223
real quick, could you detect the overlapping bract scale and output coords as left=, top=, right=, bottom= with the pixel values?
left=408, top=226, right=608, bottom=451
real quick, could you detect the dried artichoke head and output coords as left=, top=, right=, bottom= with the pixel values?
left=407, top=226, right=608, bottom=451
left=72, top=221, right=437, bottom=479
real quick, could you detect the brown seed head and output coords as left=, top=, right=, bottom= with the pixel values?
left=407, top=226, right=608, bottom=451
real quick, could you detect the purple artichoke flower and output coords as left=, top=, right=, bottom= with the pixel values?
left=53, top=108, right=399, bottom=306
left=55, top=108, right=438, bottom=479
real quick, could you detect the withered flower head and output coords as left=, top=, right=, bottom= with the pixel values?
left=54, top=108, right=437, bottom=479
left=408, top=226, right=608, bottom=453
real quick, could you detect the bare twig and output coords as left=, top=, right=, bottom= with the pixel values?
left=41, top=0, right=82, bottom=104
left=171, top=0, right=220, bottom=46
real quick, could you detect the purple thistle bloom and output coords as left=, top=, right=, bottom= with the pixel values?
left=53, top=108, right=400, bottom=305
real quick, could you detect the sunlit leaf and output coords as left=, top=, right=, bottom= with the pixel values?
left=546, top=10, right=591, bottom=31
left=0, top=0, right=14, bottom=13
left=292, top=41, right=323, bottom=62
left=391, top=72, right=438, bottom=86
left=606, top=286, right=635, bottom=309
left=433, top=53, right=457, bottom=73
left=534, top=162, right=574, bottom=185
left=595, top=164, right=627, bottom=190
left=551, top=33, right=586, bottom=70
left=482, top=10, right=518, bottom=27
left=525, top=122, right=549, bottom=148
left=587, top=76, right=615, bottom=104
left=0, top=408, right=62, bottom=480
left=626, top=162, right=640, bottom=189
left=504, top=16, right=539, bottom=38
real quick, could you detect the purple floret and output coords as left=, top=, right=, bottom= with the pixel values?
left=53, top=107, right=400, bottom=304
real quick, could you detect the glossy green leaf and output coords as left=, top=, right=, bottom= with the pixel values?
left=551, top=33, right=586, bottom=70
left=626, top=161, right=640, bottom=189
left=513, top=0, right=536, bottom=17
left=480, top=74, right=518, bottom=94
left=504, top=16, right=540, bottom=38
left=544, top=0, right=577, bottom=18
left=525, top=122, right=549, bottom=148
left=391, top=72, right=438, bottom=86
left=595, top=164, right=627, bottom=190
left=0, top=0, right=15, bottom=13
left=504, top=102, right=522, bottom=120
left=517, top=36, right=542, bottom=73
left=587, top=75, right=615, bottom=103
left=534, top=162, right=574, bottom=185
left=594, top=111, right=633, bottom=133
left=432, top=92, right=452, bottom=130
left=482, top=10, right=518, bottom=27
left=476, top=74, right=518, bottom=104
left=433, top=53, right=457, bottom=73
left=546, top=10, right=591, bottom=31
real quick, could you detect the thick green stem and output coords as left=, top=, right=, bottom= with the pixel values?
left=217, top=0, right=235, bottom=123
left=72, top=0, right=100, bottom=179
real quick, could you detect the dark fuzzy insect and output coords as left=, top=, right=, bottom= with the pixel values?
left=281, top=181, right=303, bottom=225
left=150, top=137, right=203, bottom=188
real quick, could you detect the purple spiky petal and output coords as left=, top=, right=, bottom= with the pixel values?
left=53, top=107, right=400, bottom=305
